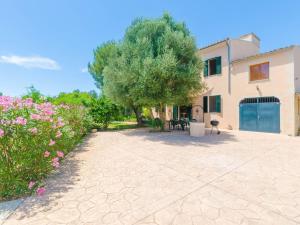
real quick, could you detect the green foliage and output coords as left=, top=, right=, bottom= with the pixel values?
left=89, top=13, right=203, bottom=128
left=88, top=41, right=118, bottom=89
left=120, top=13, right=203, bottom=107
left=89, top=96, right=120, bottom=129
left=51, top=90, right=97, bottom=107
left=151, top=118, right=163, bottom=130
left=108, top=121, right=139, bottom=130
left=22, top=86, right=45, bottom=103
left=89, top=41, right=144, bottom=125
left=142, top=107, right=153, bottom=120
left=0, top=98, right=92, bottom=200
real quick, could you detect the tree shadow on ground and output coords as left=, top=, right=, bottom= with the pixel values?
left=7, top=133, right=97, bottom=220
left=122, top=128, right=238, bottom=147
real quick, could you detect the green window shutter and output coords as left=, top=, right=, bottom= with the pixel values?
left=203, top=96, right=208, bottom=113
left=215, top=95, right=221, bottom=113
left=173, top=105, right=178, bottom=120
left=216, top=57, right=221, bottom=74
left=204, top=60, right=208, bottom=77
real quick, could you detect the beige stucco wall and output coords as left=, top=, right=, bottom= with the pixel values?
left=195, top=43, right=231, bottom=128
left=230, top=39, right=260, bottom=61
left=293, top=47, right=300, bottom=134
left=232, top=50, right=295, bottom=135
left=196, top=48, right=296, bottom=135
left=294, top=47, right=300, bottom=92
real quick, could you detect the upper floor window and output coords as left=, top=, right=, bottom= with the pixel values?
left=204, top=56, right=221, bottom=77
left=250, top=62, right=269, bottom=81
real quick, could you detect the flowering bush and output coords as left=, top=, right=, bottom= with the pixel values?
left=0, top=96, right=92, bottom=200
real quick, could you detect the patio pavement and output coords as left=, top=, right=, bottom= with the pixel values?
left=2, top=129, right=300, bottom=225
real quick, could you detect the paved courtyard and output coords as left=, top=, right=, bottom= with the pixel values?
left=3, top=129, right=300, bottom=225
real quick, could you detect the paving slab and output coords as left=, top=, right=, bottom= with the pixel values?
left=2, top=129, right=300, bottom=224
left=0, top=199, right=22, bottom=224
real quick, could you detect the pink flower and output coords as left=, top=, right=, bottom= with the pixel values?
left=23, top=98, right=33, bottom=108
left=36, top=187, right=46, bottom=196
left=44, top=109, right=54, bottom=116
left=57, top=121, right=65, bottom=128
left=56, top=117, right=65, bottom=128
left=15, top=117, right=27, bottom=125
left=44, top=151, right=50, bottom=157
left=29, top=127, right=38, bottom=134
left=52, top=157, right=60, bottom=168
left=55, top=130, right=62, bottom=138
left=28, top=181, right=35, bottom=189
left=30, top=114, right=41, bottom=120
left=0, top=129, right=4, bottom=137
left=49, top=139, right=55, bottom=146
left=57, top=151, right=64, bottom=158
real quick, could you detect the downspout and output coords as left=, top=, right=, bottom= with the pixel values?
left=226, top=39, right=231, bottom=95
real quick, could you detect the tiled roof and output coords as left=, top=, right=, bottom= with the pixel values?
left=232, top=45, right=296, bottom=63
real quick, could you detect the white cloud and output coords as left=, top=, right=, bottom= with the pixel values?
left=81, top=67, right=88, bottom=73
left=0, top=55, right=60, bottom=70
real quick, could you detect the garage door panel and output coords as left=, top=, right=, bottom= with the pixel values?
left=239, top=97, right=280, bottom=133
left=257, top=103, right=280, bottom=133
left=240, top=104, right=257, bottom=131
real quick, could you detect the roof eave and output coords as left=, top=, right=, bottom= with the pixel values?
left=198, top=38, right=229, bottom=51
left=232, top=45, right=296, bottom=64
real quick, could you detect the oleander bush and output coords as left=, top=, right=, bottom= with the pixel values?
left=0, top=96, right=92, bottom=200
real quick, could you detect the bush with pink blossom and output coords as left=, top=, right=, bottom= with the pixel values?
left=0, top=96, right=92, bottom=200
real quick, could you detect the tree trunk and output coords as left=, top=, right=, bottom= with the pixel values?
left=132, top=106, right=143, bottom=127
left=159, top=103, right=166, bottom=131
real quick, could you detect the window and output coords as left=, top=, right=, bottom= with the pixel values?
left=250, top=62, right=269, bottom=81
left=204, top=56, right=221, bottom=77
left=203, top=95, right=221, bottom=113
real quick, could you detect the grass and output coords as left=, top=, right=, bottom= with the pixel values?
left=107, top=121, right=140, bottom=130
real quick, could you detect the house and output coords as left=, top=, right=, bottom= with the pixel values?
left=165, top=33, right=300, bottom=135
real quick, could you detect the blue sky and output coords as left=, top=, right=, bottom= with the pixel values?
left=0, top=0, right=299, bottom=96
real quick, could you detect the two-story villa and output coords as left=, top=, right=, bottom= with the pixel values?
left=167, top=33, right=300, bottom=136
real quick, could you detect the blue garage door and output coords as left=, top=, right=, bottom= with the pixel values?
left=239, top=97, right=280, bottom=133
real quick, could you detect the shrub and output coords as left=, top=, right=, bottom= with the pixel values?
left=0, top=96, right=92, bottom=200
left=89, top=96, right=120, bottom=129
left=142, top=107, right=153, bottom=120
left=151, top=118, right=163, bottom=130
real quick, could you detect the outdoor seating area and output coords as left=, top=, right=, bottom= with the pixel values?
left=167, top=118, right=192, bottom=131
left=167, top=118, right=220, bottom=137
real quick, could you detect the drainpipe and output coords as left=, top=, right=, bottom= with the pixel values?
left=226, top=39, right=231, bottom=95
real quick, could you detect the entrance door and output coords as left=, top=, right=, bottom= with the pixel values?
left=239, top=97, right=280, bottom=133
left=179, top=106, right=192, bottom=120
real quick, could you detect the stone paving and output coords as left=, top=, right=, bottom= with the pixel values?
left=2, top=129, right=300, bottom=225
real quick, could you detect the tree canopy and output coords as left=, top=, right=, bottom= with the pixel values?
left=51, top=90, right=97, bottom=106
left=89, top=13, right=204, bottom=127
